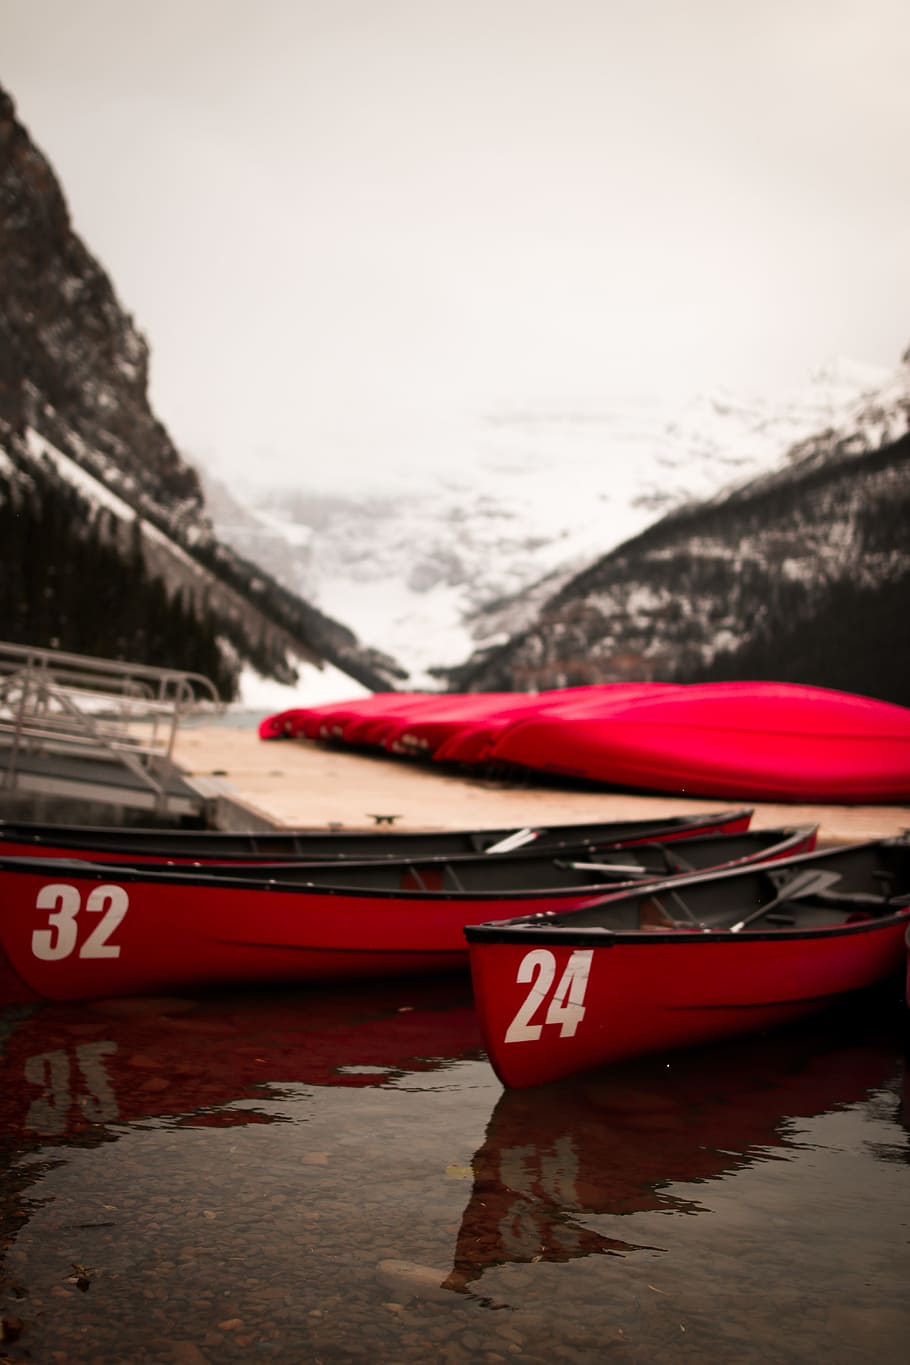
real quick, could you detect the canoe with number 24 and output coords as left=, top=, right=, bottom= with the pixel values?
left=464, top=837, right=910, bottom=1088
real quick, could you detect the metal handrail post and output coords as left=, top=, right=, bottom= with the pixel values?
left=3, top=664, right=31, bottom=790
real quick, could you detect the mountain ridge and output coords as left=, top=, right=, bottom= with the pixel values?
left=0, top=84, right=404, bottom=697
left=211, top=356, right=907, bottom=692
left=443, top=371, right=910, bottom=704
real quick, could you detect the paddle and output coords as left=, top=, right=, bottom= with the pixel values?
left=637, top=840, right=697, bottom=876
left=729, top=868, right=843, bottom=933
left=558, top=859, right=661, bottom=876
left=582, top=880, right=709, bottom=929
left=557, top=842, right=695, bottom=878
left=483, top=828, right=537, bottom=854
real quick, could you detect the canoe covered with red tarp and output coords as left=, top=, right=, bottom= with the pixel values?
left=465, top=837, right=910, bottom=1088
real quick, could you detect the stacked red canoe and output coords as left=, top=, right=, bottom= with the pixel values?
left=260, top=681, right=910, bottom=803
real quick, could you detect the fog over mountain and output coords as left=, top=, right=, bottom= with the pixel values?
left=207, top=358, right=907, bottom=691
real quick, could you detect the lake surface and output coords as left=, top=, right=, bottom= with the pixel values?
left=1, top=977, right=908, bottom=1363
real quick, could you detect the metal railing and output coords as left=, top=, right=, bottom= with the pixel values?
left=0, top=641, right=225, bottom=812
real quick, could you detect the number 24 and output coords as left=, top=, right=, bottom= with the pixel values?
left=504, top=948, right=593, bottom=1043
left=32, top=884, right=128, bottom=961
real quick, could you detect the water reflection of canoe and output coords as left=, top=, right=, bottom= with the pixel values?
left=446, top=1007, right=907, bottom=1291
left=0, top=977, right=483, bottom=1143
left=0, top=828, right=811, bottom=1003
left=0, top=807, right=753, bottom=863
left=466, top=839, right=910, bottom=1087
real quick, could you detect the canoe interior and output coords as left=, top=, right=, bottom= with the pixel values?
left=0, top=828, right=810, bottom=896
left=465, top=838, right=910, bottom=937
left=0, top=808, right=752, bottom=859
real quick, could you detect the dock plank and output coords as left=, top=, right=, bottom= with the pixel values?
left=171, top=725, right=910, bottom=846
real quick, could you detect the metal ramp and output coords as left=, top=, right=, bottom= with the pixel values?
left=0, top=641, right=226, bottom=821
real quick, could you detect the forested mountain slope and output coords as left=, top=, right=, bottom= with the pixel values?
left=0, top=85, right=403, bottom=698
left=447, top=378, right=910, bottom=707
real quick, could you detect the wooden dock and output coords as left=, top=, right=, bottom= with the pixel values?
left=171, top=724, right=910, bottom=846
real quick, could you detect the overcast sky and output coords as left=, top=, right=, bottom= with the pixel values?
left=4, top=0, right=909, bottom=489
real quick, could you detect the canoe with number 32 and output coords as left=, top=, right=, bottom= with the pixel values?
left=0, top=826, right=812, bottom=1003
left=464, top=838, right=910, bottom=1088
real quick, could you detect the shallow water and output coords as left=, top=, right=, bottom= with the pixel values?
left=1, top=978, right=908, bottom=1364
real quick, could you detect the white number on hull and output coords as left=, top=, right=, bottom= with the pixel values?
left=32, top=884, right=80, bottom=960
left=81, top=886, right=129, bottom=957
left=503, top=949, right=555, bottom=1042
left=504, top=948, right=593, bottom=1043
left=31, top=884, right=128, bottom=960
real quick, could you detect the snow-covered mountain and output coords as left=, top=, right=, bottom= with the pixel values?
left=208, top=357, right=898, bottom=689
left=450, top=354, right=910, bottom=704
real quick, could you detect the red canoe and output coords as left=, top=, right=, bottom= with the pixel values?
left=0, top=826, right=810, bottom=1003
left=486, top=682, right=910, bottom=802
left=465, top=838, right=910, bottom=1088
left=380, top=692, right=535, bottom=756
left=259, top=683, right=910, bottom=802
left=258, top=692, right=432, bottom=741
left=430, top=684, right=678, bottom=765
left=0, top=806, right=753, bottom=863
left=259, top=684, right=678, bottom=755
left=384, top=685, right=671, bottom=760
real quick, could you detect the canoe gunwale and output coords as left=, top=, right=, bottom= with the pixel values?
left=0, top=806, right=756, bottom=859
left=464, top=835, right=910, bottom=937
left=0, top=825, right=814, bottom=903
left=0, top=855, right=775, bottom=904
left=463, top=905, right=910, bottom=947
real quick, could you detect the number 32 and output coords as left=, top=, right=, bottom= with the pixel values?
left=31, top=884, right=128, bottom=961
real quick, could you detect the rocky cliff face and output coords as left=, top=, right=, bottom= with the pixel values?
left=0, top=85, right=403, bottom=696
left=446, top=362, right=910, bottom=707
left=0, top=88, right=202, bottom=512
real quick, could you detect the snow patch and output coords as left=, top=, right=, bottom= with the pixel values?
left=233, top=660, right=370, bottom=715
left=25, top=426, right=206, bottom=575
left=26, top=427, right=137, bottom=521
